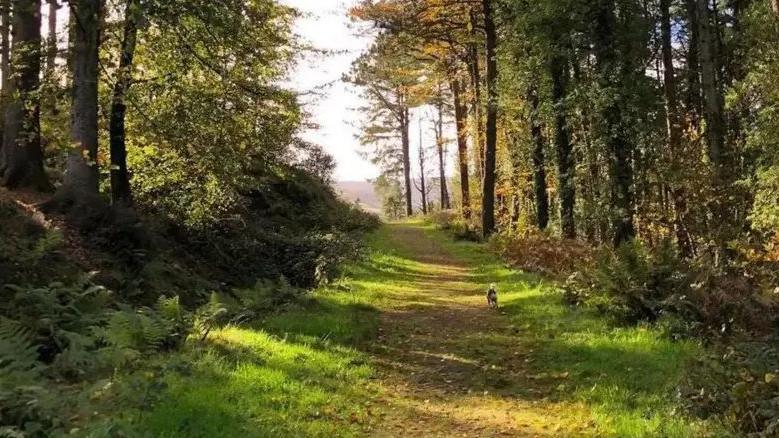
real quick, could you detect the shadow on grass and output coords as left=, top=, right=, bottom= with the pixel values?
left=408, top=222, right=710, bottom=437
left=130, top=221, right=710, bottom=437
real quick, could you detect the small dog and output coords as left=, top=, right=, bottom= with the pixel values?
left=486, top=283, right=498, bottom=308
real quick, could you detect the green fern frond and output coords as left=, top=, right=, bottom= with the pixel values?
left=0, top=317, right=42, bottom=382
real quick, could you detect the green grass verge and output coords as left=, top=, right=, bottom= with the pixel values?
left=93, top=221, right=729, bottom=437
left=104, top=227, right=415, bottom=437
left=417, top=221, right=729, bottom=437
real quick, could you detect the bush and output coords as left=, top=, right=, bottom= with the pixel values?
left=566, top=239, right=778, bottom=336
left=428, top=210, right=482, bottom=241
left=492, top=230, right=594, bottom=278
left=681, top=337, right=779, bottom=436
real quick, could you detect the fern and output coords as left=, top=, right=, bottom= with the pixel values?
left=0, top=318, right=41, bottom=381
left=0, top=318, right=53, bottom=433
left=194, top=293, right=229, bottom=341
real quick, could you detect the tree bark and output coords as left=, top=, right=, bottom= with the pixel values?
left=416, top=119, right=428, bottom=214
left=435, top=98, right=450, bottom=210
left=481, top=0, right=497, bottom=237
left=109, top=0, right=140, bottom=206
left=400, top=104, right=413, bottom=217
left=451, top=78, right=471, bottom=220
left=0, top=0, right=10, bottom=167
left=468, top=8, right=484, bottom=182
left=65, top=0, right=101, bottom=197
left=685, top=0, right=702, bottom=126
left=527, top=87, right=549, bottom=231
left=696, top=0, right=727, bottom=178
left=594, top=0, right=635, bottom=246
left=43, top=0, right=58, bottom=113
left=550, top=54, right=575, bottom=238
left=1, top=0, right=49, bottom=190
left=661, top=0, right=693, bottom=257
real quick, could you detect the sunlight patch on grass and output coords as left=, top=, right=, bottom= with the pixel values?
left=135, top=325, right=378, bottom=437
left=416, top=221, right=722, bottom=438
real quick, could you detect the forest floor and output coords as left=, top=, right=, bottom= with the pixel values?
left=129, top=221, right=724, bottom=437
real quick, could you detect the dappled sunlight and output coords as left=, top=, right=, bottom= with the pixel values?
left=133, top=222, right=716, bottom=437
left=138, top=325, right=380, bottom=437
left=358, top=223, right=716, bottom=437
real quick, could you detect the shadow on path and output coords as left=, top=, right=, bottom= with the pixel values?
left=364, top=223, right=594, bottom=437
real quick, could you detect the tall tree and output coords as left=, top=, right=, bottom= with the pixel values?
left=414, top=117, right=429, bottom=214
left=661, top=0, right=693, bottom=256
left=434, top=96, right=451, bottom=210
left=550, top=51, right=575, bottom=238
left=528, top=86, right=549, bottom=230
left=109, top=0, right=141, bottom=205
left=44, top=0, right=58, bottom=113
left=685, top=0, right=702, bottom=126
left=400, top=104, right=412, bottom=216
left=481, top=0, right=498, bottom=236
left=468, top=7, right=485, bottom=181
left=0, top=0, right=10, bottom=111
left=0, top=0, right=48, bottom=190
left=593, top=0, right=636, bottom=245
left=347, top=35, right=421, bottom=218
left=452, top=78, right=471, bottom=219
left=696, top=0, right=727, bottom=179
left=64, top=0, right=101, bottom=198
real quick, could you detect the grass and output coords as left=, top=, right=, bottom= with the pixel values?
left=108, top=226, right=416, bottom=437
left=416, top=222, right=725, bottom=437
left=101, top=221, right=726, bottom=437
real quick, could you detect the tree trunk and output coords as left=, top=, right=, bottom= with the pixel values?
left=696, top=0, right=727, bottom=179
left=685, top=0, right=702, bottom=126
left=435, top=98, right=450, bottom=210
left=400, top=105, right=413, bottom=217
left=109, top=0, right=139, bottom=206
left=64, top=0, right=101, bottom=197
left=697, top=0, right=735, bottom=254
left=0, top=0, right=10, bottom=167
left=528, top=87, right=549, bottom=230
left=550, top=54, right=575, bottom=238
left=594, top=0, right=635, bottom=246
left=1, top=0, right=49, bottom=190
left=468, top=8, right=484, bottom=182
left=43, top=0, right=58, bottom=114
left=661, top=0, right=693, bottom=257
left=451, top=78, right=471, bottom=220
left=417, top=121, right=428, bottom=214
left=481, top=0, right=497, bottom=237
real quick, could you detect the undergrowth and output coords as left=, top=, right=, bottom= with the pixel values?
left=428, top=212, right=779, bottom=437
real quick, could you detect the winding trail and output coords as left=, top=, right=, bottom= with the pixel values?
left=364, top=223, right=594, bottom=437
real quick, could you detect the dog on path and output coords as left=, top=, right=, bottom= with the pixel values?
left=486, top=283, right=498, bottom=308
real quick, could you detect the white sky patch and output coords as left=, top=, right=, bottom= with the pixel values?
left=280, top=0, right=380, bottom=182
left=281, top=1, right=458, bottom=183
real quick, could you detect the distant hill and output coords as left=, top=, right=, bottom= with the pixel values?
left=335, top=179, right=451, bottom=215
left=335, top=181, right=382, bottom=214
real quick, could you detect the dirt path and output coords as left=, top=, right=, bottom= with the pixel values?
left=366, top=223, right=594, bottom=437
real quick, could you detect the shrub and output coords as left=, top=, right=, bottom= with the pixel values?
left=428, top=210, right=482, bottom=241
left=566, top=239, right=778, bottom=335
left=492, top=230, right=595, bottom=278
left=682, top=337, right=779, bottom=436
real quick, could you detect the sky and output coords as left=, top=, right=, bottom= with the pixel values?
left=42, top=1, right=452, bottom=183
left=280, top=0, right=380, bottom=182
left=281, top=0, right=458, bottom=183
